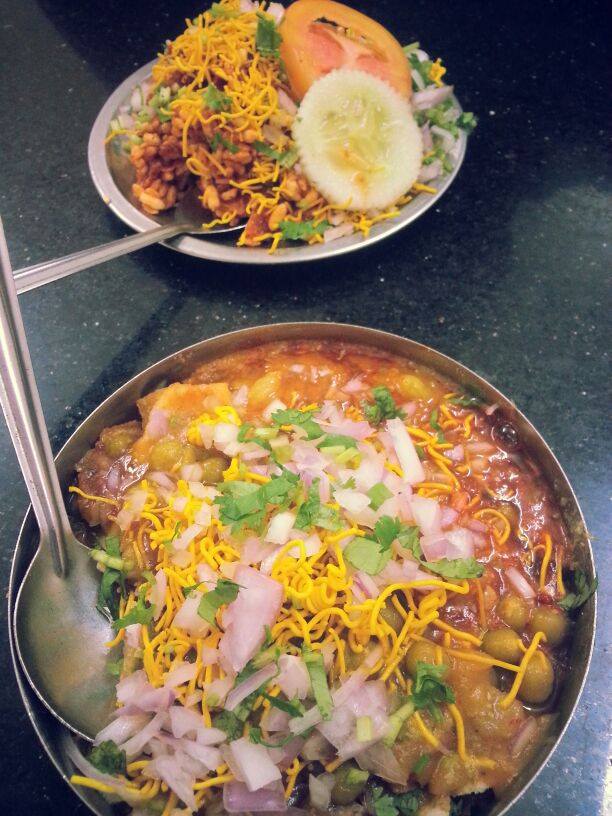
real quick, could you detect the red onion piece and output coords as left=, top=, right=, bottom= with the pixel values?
left=413, top=84, right=454, bottom=110
left=506, top=566, right=536, bottom=599
left=224, top=780, right=287, bottom=813
left=225, top=662, right=278, bottom=711
left=226, top=737, right=282, bottom=791
left=386, top=418, right=425, bottom=484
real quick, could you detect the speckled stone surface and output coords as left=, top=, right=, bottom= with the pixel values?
left=0, top=0, right=609, bottom=813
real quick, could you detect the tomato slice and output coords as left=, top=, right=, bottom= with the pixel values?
left=279, top=0, right=411, bottom=101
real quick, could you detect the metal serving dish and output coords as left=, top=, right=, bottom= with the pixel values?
left=88, top=62, right=467, bottom=265
left=8, top=323, right=595, bottom=815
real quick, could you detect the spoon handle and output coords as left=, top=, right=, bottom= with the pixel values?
left=13, top=222, right=189, bottom=294
left=0, top=219, right=72, bottom=576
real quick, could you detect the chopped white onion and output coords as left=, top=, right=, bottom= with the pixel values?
left=386, top=418, right=425, bottom=484
left=226, top=737, right=282, bottom=791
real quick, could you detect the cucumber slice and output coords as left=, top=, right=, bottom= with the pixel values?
left=293, top=69, right=423, bottom=211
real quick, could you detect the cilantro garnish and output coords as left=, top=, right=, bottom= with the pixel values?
left=271, top=407, right=323, bottom=440
left=212, top=709, right=242, bottom=740
left=252, top=140, right=298, bottom=168
left=255, top=11, right=282, bottom=59
left=279, top=219, right=331, bottom=242
left=214, top=470, right=299, bottom=534
left=362, top=386, right=405, bottom=426
left=106, top=658, right=123, bottom=678
left=302, top=646, right=332, bottom=720
left=344, top=515, right=401, bottom=575
left=262, top=692, right=304, bottom=718
left=197, top=578, right=241, bottom=626
left=112, top=584, right=155, bottom=630
left=318, top=434, right=358, bottom=450
left=412, top=661, right=455, bottom=719
left=89, top=740, right=127, bottom=775
left=210, top=132, right=238, bottom=153
left=295, top=480, right=342, bottom=532
left=367, top=482, right=393, bottom=511
left=447, top=390, right=484, bottom=408
left=429, top=409, right=446, bottom=443
left=412, top=755, right=430, bottom=774
left=559, top=570, right=598, bottom=611
left=91, top=536, right=131, bottom=620
left=397, top=523, right=484, bottom=579
left=369, top=786, right=423, bottom=816
left=457, top=111, right=478, bottom=133
left=202, top=84, right=231, bottom=112
left=249, top=727, right=296, bottom=748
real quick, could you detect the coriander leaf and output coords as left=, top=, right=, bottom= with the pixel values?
left=112, top=585, right=154, bottom=630
left=396, top=524, right=421, bottom=557
left=249, top=726, right=296, bottom=748
left=559, top=570, right=598, bottom=611
left=202, top=84, right=231, bottom=112
left=393, top=790, right=424, bottom=816
left=370, top=787, right=399, bottom=816
left=252, top=140, right=298, bottom=168
left=426, top=557, right=484, bottom=579
left=302, top=646, right=332, bottom=720
left=367, top=482, right=393, bottom=510
left=210, top=132, right=238, bottom=153
left=295, top=480, right=342, bottom=532
left=412, top=661, right=455, bottom=718
left=374, top=515, right=402, bottom=553
left=279, top=219, right=330, bottom=242
left=271, top=407, right=323, bottom=440
left=255, top=11, right=282, bottom=58
left=97, top=567, right=124, bottom=620
left=262, top=692, right=304, bottom=717
left=362, top=386, right=405, bottom=426
left=412, top=754, right=430, bottom=774
left=429, top=408, right=446, bottom=443
left=212, top=709, right=243, bottom=740
left=106, top=658, right=123, bottom=678
left=197, top=578, right=241, bottom=626
left=448, top=390, right=484, bottom=408
left=402, top=41, right=420, bottom=55
left=317, top=434, right=358, bottom=450
left=339, top=476, right=356, bottom=489
left=344, top=536, right=391, bottom=575
left=457, top=111, right=478, bottom=133
left=182, top=583, right=201, bottom=597
left=89, top=740, right=126, bottom=775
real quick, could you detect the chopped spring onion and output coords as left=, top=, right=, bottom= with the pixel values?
left=302, top=647, right=333, bottom=720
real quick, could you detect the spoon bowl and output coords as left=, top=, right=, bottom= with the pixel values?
left=14, top=537, right=115, bottom=740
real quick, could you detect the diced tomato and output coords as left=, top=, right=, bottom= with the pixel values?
left=279, top=0, right=411, bottom=100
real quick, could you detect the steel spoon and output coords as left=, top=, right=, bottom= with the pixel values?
left=0, top=219, right=115, bottom=739
left=13, top=187, right=242, bottom=294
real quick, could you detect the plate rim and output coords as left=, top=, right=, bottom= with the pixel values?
left=88, top=61, right=468, bottom=265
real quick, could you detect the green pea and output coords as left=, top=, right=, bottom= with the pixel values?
left=331, top=763, right=369, bottom=805
left=102, top=427, right=140, bottom=458
left=149, top=439, right=196, bottom=471
left=404, top=641, right=441, bottom=677
left=528, top=607, right=568, bottom=647
left=497, top=594, right=530, bottom=633
left=481, top=628, right=523, bottom=664
left=199, top=455, right=228, bottom=485
left=518, top=652, right=554, bottom=704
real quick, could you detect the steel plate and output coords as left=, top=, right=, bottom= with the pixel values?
left=9, top=323, right=596, bottom=815
left=88, top=62, right=468, bottom=264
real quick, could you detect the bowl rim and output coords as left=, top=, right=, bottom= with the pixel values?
left=88, top=60, right=468, bottom=265
left=8, top=321, right=596, bottom=815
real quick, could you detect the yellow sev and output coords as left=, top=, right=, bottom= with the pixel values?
left=78, top=388, right=537, bottom=807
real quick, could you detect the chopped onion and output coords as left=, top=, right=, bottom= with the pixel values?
left=413, top=84, right=454, bottom=110
left=173, top=591, right=211, bottom=638
left=309, top=773, right=334, bottom=810
left=263, top=398, right=287, bottom=422
left=224, top=779, right=287, bottom=812
left=226, top=737, right=282, bottom=791
left=356, top=744, right=407, bottom=784
left=225, top=662, right=278, bottom=711
left=151, top=569, right=167, bottom=621
left=125, top=623, right=141, bottom=648
left=506, top=566, right=536, bottom=598
left=174, top=522, right=203, bottom=550
left=277, top=87, right=297, bottom=114
left=335, top=488, right=370, bottom=514
left=164, top=661, right=198, bottom=689
left=386, top=418, right=425, bottom=484
left=265, top=511, right=296, bottom=545
left=145, top=408, right=169, bottom=439
left=181, top=463, right=203, bottom=481
left=411, top=494, right=442, bottom=535
left=278, top=654, right=310, bottom=700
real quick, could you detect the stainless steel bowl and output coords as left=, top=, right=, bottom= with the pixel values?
left=88, top=62, right=468, bottom=265
left=8, top=323, right=596, bottom=815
